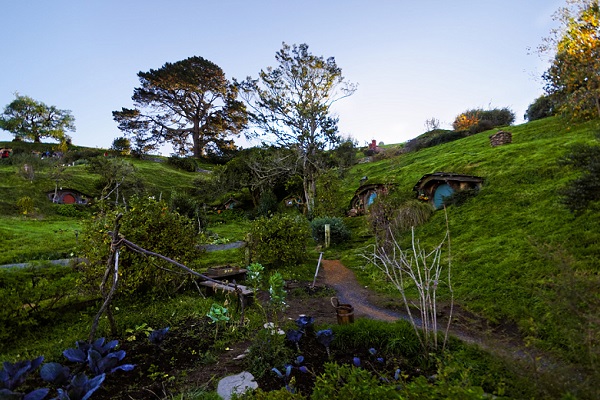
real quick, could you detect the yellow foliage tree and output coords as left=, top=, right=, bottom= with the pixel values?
left=543, top=0, right=600, bottom=121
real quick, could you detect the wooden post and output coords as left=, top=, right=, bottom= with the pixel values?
left=324, top=224, right=331, bottom=249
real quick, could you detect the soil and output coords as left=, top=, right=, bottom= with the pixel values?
left=85, top=259, right=564, bottom=399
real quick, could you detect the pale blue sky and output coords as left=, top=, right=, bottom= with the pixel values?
left=0, top=0, right=562, bottom=152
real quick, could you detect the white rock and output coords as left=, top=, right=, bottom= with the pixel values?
left=217, top=371, right=258, bottom=400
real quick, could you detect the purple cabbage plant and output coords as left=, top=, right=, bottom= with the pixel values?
left=285, top=329, right=303, bottom=352
left=0, top=356, right=49, bottom=400
left=315, top=329, right=334, bottom=358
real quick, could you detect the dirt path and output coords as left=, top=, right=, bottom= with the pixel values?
left=321, top=259, right=405, bottom=323
left=319, top=259, right=568, bottom=372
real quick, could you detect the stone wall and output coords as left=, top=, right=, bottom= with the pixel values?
left=489, top=130, right=512, bottom=147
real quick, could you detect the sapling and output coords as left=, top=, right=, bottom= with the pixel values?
left=369, top=219, right=454, bottom=353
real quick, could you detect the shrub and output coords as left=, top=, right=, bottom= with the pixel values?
left=62, top=148, right=104, bottom=164
left=368, top=192, right=433, bottom=243
left=312, top=362, right=398, bottom=399
left=256, top=190, right=278, bottom=218
left=404, top=130, right=467, bottom=153
left=314, top=170, right=346, bottom=217
left=453, top=107, right=515, bottom=131
left=169, top=191, right=206, bottom=232
left=244, top=329, right=294, bottom=379
left=558, top=137, right=600, bottom=212
left=443, top=188, right=480, bottom=207
left=525, top=95, right=554, bottom=121
left=0, top=264, right=80, bottom=350
left=167, top=156, right=198, bottom=172
left=54, top=204, right=86, bottom=217
left=452, top=111, right=480, bottom=131
left=16, top=196, right=34, bottom=215
left=310, top=217, right=351, bottom=245
left=79, top=196, right=201, bottom=295
left=111, top=137, right=132, bottom=155
left=248, top=213, right=310, bottom=269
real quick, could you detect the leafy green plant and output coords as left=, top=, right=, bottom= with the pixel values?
left=246, top=262, right=265, bottom=291
left=525, top=95, right=554, bottom=121
left=311, top=362, right=398, bottom=399
left=206, top=303, right=230, bottom=339
left=79, top=195, right=201, bottom=296
left=310, top=217, right=351, bottom=246
left=248, top=213, right=310, bottom=269
left=558, top=135, right=600, bottom=212
left=0, top=264, right=80, bottom=349
left=244, top=329, right=294, bottom=380
left=16, top=196, right=34, bottom=215
left=125, top=323, right=153, bottom=342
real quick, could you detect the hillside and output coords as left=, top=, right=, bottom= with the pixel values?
left=0, top=145, right=202, bottom=264
left=1, top=116, right=598, bottom=372
left=338, top=116, right=600, bottom=365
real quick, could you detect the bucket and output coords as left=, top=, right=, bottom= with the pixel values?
left=331, top=297, right=354, bottom=325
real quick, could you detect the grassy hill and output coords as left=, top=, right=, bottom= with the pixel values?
left=0, top=144, right=202, bottom=264
left=338, top=116, right=600, bottom=365
left=1, top=116, right=598, bottom=373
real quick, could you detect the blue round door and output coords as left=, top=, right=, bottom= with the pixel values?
left=433, top=184, right=454, bottom=209
left=367, top=191, right=377, bottom=206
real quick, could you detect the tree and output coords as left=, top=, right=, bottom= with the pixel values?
left=113, top=56, right=247, bottom=158
left=525, top=94, right=555, bottom=121
left=542, top=0, right=600, bottom=121
left=0, top=94, right=75, bottom=143
left=238, top=43, right=357, bottom=215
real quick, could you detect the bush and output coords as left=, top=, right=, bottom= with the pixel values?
left=167, top=156, right=198, bottom=172
left=248, top=213, right=310, bottom=269
left=453, top=107, right=515, bottom=131
left=404, top=130, right=467, bottom=153
left=111, top=137, right=132, bottom=155
left=525, top=95, right=555, bottom=121
left=443, top=188, right=480, bottom=207
left=256, top=190, right=278, bottom=218
left=79, top=196, right=201, bottom=295
left=53, top=204, right=86, bottom=217
left=244, top=329, right=294, bottom=379
left=368, top=193, right=433, bottom=244
left=310, top=217, right=351, bottom=245
left=0, top=264, right=80, bottom=350
left=314, top=170, right=346, bottom=217
left=62, top=148, right=104, bottom=164
left=312, top=363, right=398, bottom=399
left=16, top=196, right=34, bottom=215
left=559, top=137, right=600, bottom=212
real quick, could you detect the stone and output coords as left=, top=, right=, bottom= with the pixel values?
left=489, top=130, right=512, bottom=147
left=217, top=371, right=258, bottom=400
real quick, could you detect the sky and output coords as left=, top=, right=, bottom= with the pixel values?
left=0, top=0, right=564, bottom=153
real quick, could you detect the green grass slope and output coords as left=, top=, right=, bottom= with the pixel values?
left=0, top=146, right=201, bottom=264
left=342, top=117, right=600, bottom=362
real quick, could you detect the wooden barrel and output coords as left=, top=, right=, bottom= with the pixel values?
left=331, top=297, right=354, bottom=324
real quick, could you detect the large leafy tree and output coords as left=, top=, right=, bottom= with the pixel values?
left=113, top=56, right=247, bottom=158
left=0, top=94, right=75, bottom=142
left=542, top=0, right=600, bottom=121
left=238, top=43, right=357, bottom=215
